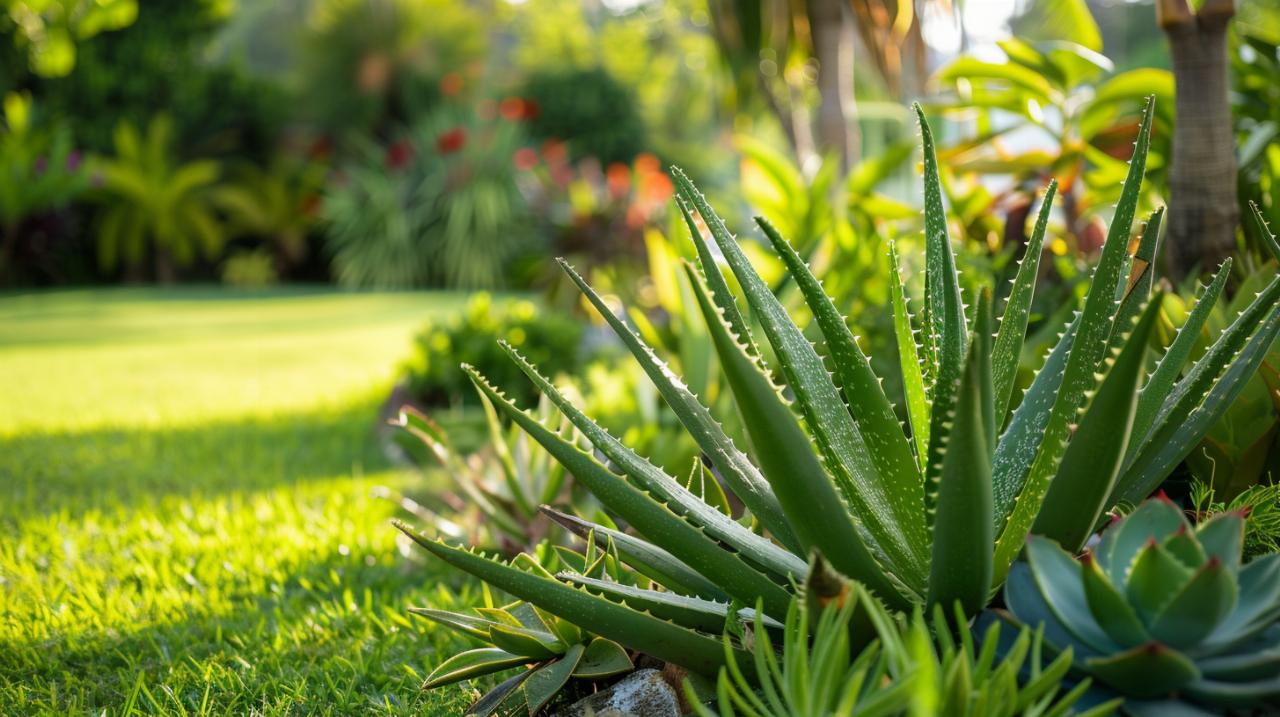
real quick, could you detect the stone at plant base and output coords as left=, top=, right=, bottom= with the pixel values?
left=550, top=669, right=679, bottom=717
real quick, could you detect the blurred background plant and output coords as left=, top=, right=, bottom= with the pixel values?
left=90, top=114, right=226, bottom=282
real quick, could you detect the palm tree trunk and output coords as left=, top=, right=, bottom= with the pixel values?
left=807, top=0, right=858, bottom=172
left=1159, top=0, right=1238, bottom=278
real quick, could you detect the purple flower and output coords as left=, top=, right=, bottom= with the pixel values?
left=33, top=156, right=47, bottom=176
left=66, top=151, right=82, bottom=172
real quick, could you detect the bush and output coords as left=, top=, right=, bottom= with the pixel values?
left=403, top=293, right=583, bottom=410
left=322, top=103, right=536, bottom=289
left=520, top=67, right=647, bottom=165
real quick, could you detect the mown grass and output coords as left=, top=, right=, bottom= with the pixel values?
left=0, top=287, right=489, bottom=715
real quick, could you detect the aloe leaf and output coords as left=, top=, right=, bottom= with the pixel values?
left=558, top=573, right=782, bottom=634
left=1161, top=528, right=1208, bottom=569
left=1083, top=642, right=1201, bottom=698
left=1251, top=200, right=1280, bottom=261
left=1148, top=558, right=1238, bottom=649
left=915, top=104, right=969, bottom=509
left=682, top=264, right=911, bottom=605
left=888, top=241, right=930, bottom=470
left=523, top=644, right=583, bottom=714
left=423, top=647, right=530, bottom=689
left=1128, top=259, right=1232, bottom=450
left=1116, top=292, right=1280, bottom=505
left=1034, top=296, right=1162, bottom=552
left=539, top=507, right=728, bottom=601
left=573, top=637, right=633, bottom=679
left=466, top=668, right=533, bottom=717
left=676, top=194, right=752, bottom=347
left=992, top=180, right=1056, bottom=422
left=672, top=168, right=930, bottom=587
left=1080, top=552, right=1150, bottom=648
left=409, top=607, right=506, bottom=642
left=557, top=259, right=800, bottom=554
left=499, top=341, right=807, bottom=577
left=463, top=367, right=794, bottom=618
left=927, top=290, right=994, bottom=615
left=756, top=216, right=925, bottom=504
left=1109, top=207, right=1163, bottom=349
left=992, top=97, right=1156, bottom=583
left=487, top=623, right=564, bottom=660
left=396, top=525, right=748, bottom=677
left=1025, top=536, right=1122, bottom=654
left=681, top=458, right=731, bottom=517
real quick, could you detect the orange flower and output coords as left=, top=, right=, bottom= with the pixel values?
left=606, top=162, right=631, bottom=199
left=440, top=72, right=464, bottom=97
left=634, top=152, right=660, bottom=175
left=499, top=97, right=528, bottom=121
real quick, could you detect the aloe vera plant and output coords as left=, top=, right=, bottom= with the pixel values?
left=397, top=97, right=1280, bottom=691
left=410, top=536, right=638, bottom=716
left=1002, top=497, right=1280, bottom=714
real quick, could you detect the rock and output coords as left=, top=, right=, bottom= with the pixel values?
left=551, top=669, right=680, bottom=717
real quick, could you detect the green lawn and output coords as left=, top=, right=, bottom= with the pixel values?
left=0, top=287, right=484, bottom=715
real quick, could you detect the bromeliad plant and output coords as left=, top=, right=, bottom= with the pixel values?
left=1002, top=497, right=1280, bottom=714
left=397, top=98, right=1280, bottom=694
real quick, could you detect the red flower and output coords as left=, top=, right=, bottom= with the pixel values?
left=440, top=72, right=464, bottom=97
left=541, top=139, right=567, bottom=166
left=512, top=147, right=538, bottom=171
left=635, top=152, right=660, bottom=175
left=435, top=128, right=467, bottom=154
left=385, top=140, right=415, bottom=170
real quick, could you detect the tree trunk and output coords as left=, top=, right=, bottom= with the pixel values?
left=1159, top=0, right=1238, bottom=278
left=807, top=0, right=858, bottom=172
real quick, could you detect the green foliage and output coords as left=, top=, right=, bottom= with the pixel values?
left=397, top=100, right=1280, bottom=696
left=213, top=155, right=326, bottom=272
left=1003, top=497, right=1280, bottom=713
left=521, top=66, right=648, bottom=165
left=1234, top=26, right=1280, bottom=233
left=322, top=105, right=534, bottom=289
left=395, top=391, right=584, bottom=553
left=404, top=293, right=583, bottom=409
left=932, top=27, right=1172, bottom=250
left=296, top=0, right=485, bottom=136
left=91, top=114, right=227, bottom=277
left=409, top=545, right=636, bottom=715
left=1193, top=481, right=1280, bottom=562
left=689, top=576, right=1114, bottom=717
left=4, top=0, right=137, bottom=77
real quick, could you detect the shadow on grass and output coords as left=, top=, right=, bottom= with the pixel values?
left=0, top=543, right=482, bottom=714
left=1, top=397, right=394, bottom=520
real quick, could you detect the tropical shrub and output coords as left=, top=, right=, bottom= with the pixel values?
left=403, top=293, right=583, bottom=410
left=1002, top=497, right=1280, bottom=714
left=396, top=99, right=1280, bottom=698
left=322, top=104, right=535, bottom=289
left=520, top=66, right=648, bottom=165
left=689, top=571, right=1117, bottom=717
left=213, top=155, right=326, bottom=275
left=933, top=35, right=1172, bottom=251
left=91, top=114, right=226, bottom=280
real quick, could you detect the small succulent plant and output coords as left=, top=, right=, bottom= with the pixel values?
left=1003, top=497, right=1280, bottom=715
left=689, top=565, right=1120, bottom=717
left=411, top=537, right=636, bottom=716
